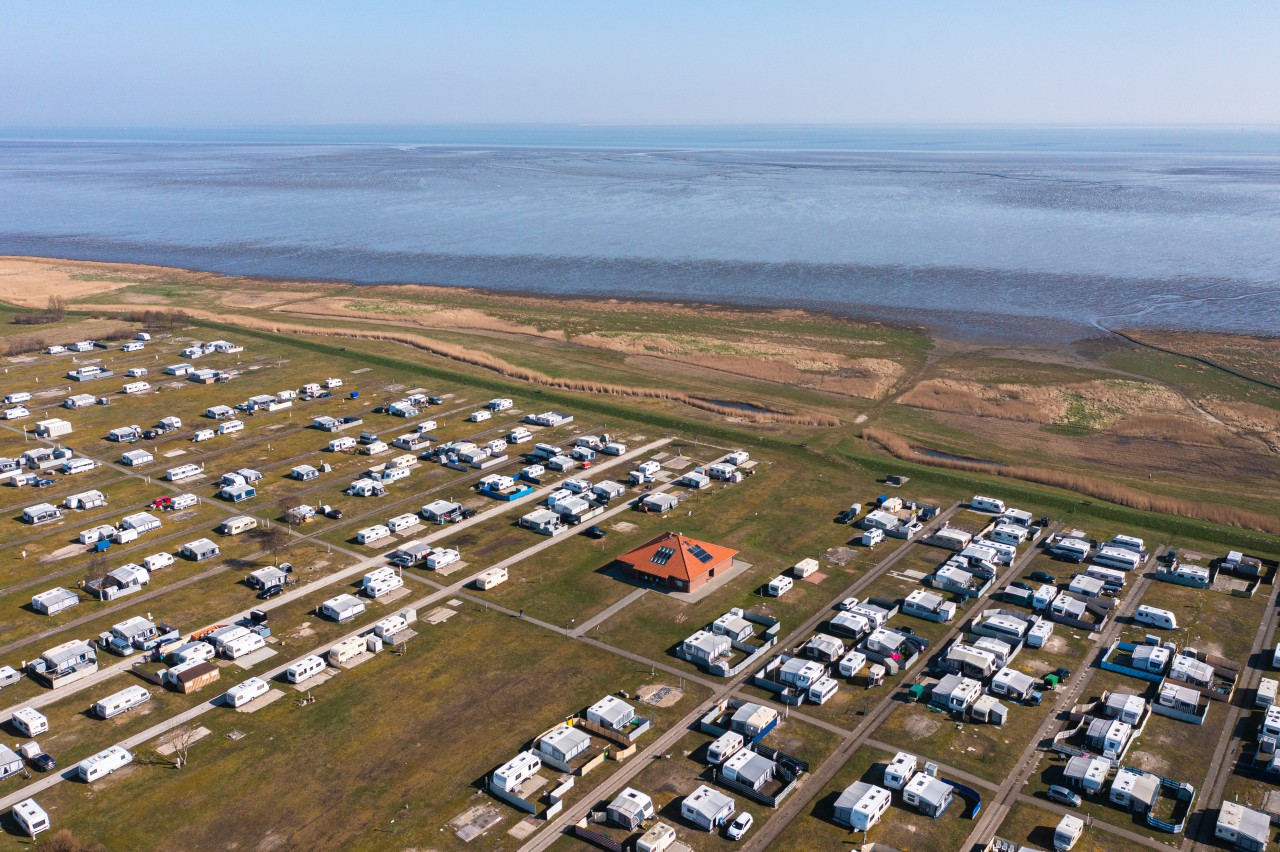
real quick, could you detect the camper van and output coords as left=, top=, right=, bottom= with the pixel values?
left=1093, top=546, right=1141, bottom=572
left=765, top=575, right=794, bottom=597
left=63, top=458, right=97, bottom=476
left=224, top=677, right=270, bottom=708
left=219, top=516, right=258, bottom=536
left=386, top=513, right=420, bottom=534
left=328, top=636, right=366, bottom=666
left=357, top=525, right=391, bottom=545
left=1050, top=537, right=1091, bottom=562
left=707, top=731, right=745, bottom=764
left=285, top=655, right=326, bottom=684
left=362, top=567, right=404, bottom=598
left=77, top=746, right=133, bottom=782
left=808, top=676, right=840, bottom=704
left=1134, top=605, right=1178, bottom=630
left=167, top=463, right=204, bottom=482
left=373, top=614, right=409, bottom=640
left=93, top=685, right=151, bottom=719
left=1110, top=534, right=1145, bottom=554
left=971, top=495, right=1007, bottom=514
left=221, top=632, right=266, bottom=660
left=12, top=707, right=49, bottom=737
left=1084, top=565, right=1127, bottom=592
left=12, top=798, right=49, bottom=837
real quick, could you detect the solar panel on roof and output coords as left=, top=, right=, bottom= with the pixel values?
left=651, top=546, right=675, bottom=566
left=687, top=544, right=714, bottom=564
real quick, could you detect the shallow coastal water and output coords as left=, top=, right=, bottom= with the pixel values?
left=1, top=125, right=1277, bottom=340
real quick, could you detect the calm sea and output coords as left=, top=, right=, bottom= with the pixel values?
left=1, top=125, right=1278, bottom=339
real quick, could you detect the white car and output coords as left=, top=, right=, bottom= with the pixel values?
left=726, top=811, right=753, bottom=841
left=836, top=597, right=861, bottom=612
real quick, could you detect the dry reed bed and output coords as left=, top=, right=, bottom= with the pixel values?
left=864, top=426, right=1280, bottom=535
left=83, top=306, right=839, bottom=427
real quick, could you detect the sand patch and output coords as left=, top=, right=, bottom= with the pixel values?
left=274, top=297, right=565, bottom=340
left=0, top=257, right=145, bottom=306
left=899, top=377, right=1189, bottom=428
left=220, top=290, right=311, bottom=309
left=902, top=714, right=941, bottom=739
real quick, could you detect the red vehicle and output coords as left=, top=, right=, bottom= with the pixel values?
left=152, top=496, right=174, bottom=511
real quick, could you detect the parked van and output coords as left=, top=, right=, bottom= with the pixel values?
left=192, top=428, right=215, bottom=442
left=328, top=636, right=366, bottom=666
left=1134, top=605, right=1178, bottom=630
left=93, top=685, right=151, bottom=719
left=285, top=655, right=326, bottom=684
left=12, top=707, right=49, bottom=737
left=77, top=746, right=133, bottom=782
left=765, top=575, right=794, bottom=596
left=224, top=677, right=269, bottom=708
left=219, top=516, right=258, bottom=536
left=219, top=419, right=244, bottom=436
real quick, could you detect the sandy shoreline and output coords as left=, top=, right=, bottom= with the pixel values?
left=0, top=252, right=1152, bottom=346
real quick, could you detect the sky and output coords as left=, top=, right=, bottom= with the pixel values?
left=1, top=1, right=1277, bottom=127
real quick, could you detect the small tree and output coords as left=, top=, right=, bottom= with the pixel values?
left=258, top=524, right=291, bottom=564
left=84, top=552, right=110, bottom=583
left=47, top=294, right=67, bottom=320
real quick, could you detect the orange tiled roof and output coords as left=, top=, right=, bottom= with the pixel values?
left=616, top=532, right=737, bottom=582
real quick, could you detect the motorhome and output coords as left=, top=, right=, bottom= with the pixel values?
left=1084, top=565, right=1127, bottom=592
left=63, top=457, right=97, bottom=475
left=93, top=685, right=151, bottom=719
left=77, top=746, right=134, bottom=782
left=285, top=655, right=326, bottom=684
